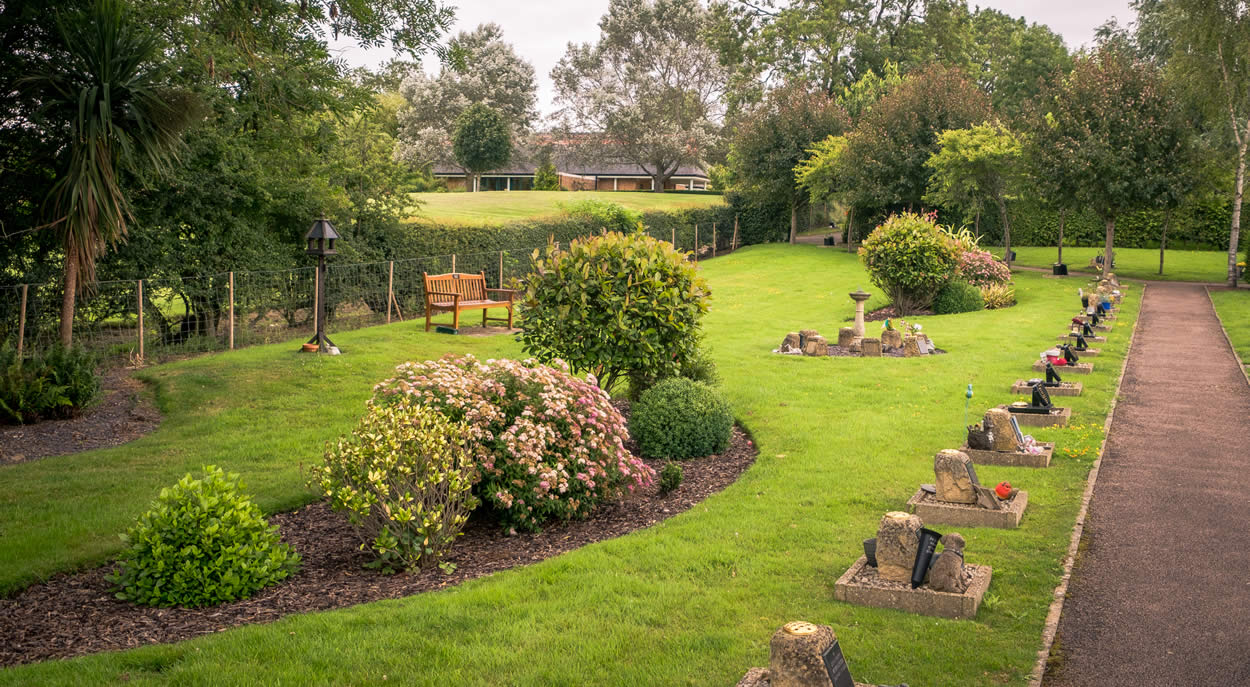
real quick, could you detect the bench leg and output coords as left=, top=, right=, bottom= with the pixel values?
left=425, top=307, right=431, bottom=332
left=482, top=308, right=488, bottom=327
left=507, top=305, right=513, bottom=329
left=453, top=308, right=460, bottom=331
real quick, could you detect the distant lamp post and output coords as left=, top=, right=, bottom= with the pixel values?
left=304, top=218, right=339, bottom=354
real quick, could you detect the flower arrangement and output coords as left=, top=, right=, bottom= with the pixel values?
left=373, top=355, right=654, bottom=532
left=957, top=249, right=1012, bottom=287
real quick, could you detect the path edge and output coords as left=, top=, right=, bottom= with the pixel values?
left=1028, top=283, right=1145, bottom=687
left=1206, top=286, right=1250, bottom=390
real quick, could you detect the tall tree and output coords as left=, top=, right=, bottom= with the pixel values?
left=968, top=8, right=1071, bottom=117
left=395, top=23, right=537, bottom=170
left=1025, top=49, right=1191, bottom=278
left=452, top=104, right=511, bottom=193
left=24, top=0, right=195, bottom=346
left=924, top=122, right=1025, bottom=266
left=551, top=0, right=727, bottom=192
left=1154, top=0, right=1250, bottom=285
left=727, top=84, right=850, bottom=243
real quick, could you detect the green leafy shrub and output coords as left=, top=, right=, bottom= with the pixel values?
left=658, top=462, right=683, bottom=495
left=630, top=378, right=733, bottom=460
left=558, top=198, right=642, bottom=234
left=980, top=283, right=1017, bottom=309
left=315, top=396, right=479, bottom=572
left=521, top=231, right=710, bottom=394
left=110, top=466, right=299, bottom=607
left=628, top=333, right=719, bottom=400
left=858, top=212, right=961, bottom=315
left=374, top=355, right=654, bottom=533
left=0, top=343, right=99, bottom=424
left=933, top=279, right=985, bottom=314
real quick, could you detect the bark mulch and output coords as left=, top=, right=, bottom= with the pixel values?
left=0, top=423, right=756, bottom=667
left=0, top=367, right=161, bottom=465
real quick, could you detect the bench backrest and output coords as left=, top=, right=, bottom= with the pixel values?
left=423, top=272, right=488, bottom=304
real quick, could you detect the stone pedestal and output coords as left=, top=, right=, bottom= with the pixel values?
left=934, top=450, right=977, bottom=504
left=837, top=327, right=856, bottom=348
left=768, top=622, right=838, bottom=687
left=850, top=289, right=871, bottom=337
left=875, top=511, right=921, bottom=583
left=902, top=335, right=921, bottom=357
left=861, top=338, right=882, bottom=357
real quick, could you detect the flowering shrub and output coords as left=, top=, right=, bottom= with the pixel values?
left=958, top=250, right=1012, bottom=287
left=315, top=397, right=478, bottom=572
left=374, top=355, right=654, bottom=532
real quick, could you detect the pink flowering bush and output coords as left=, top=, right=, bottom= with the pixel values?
left=373, top=355, right=654, bottom=532
left=957, top=250, right=1012, bottom=287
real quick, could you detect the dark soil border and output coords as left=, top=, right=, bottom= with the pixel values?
left=0, top=368, right=160, bottom=465
left=0, top=420, right=756, bottom=667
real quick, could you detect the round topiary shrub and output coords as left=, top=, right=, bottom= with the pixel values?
left=110, top=466, right=299, bottom=608
left=858, top=212, right=960, bottom=315
left=314, top=396, right=479, bottom=573
left=373, top=355, right=654, bottom=533
left=933, top=279, right=985, bottom=314
left=520, top=230, right=710, bottom=395
left=957, top=249, right=1012, bottom=287
left=630, top=378, right=733, bottom=460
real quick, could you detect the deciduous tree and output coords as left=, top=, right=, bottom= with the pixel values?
left=453, top=104, right=511, bottom=192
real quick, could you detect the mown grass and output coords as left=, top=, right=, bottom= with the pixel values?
left=1209, top=287, right=1250, bottom=376
left=991, top=245, right=1228, bottom=283
left=408, top=190, right=726, bottom=224
left=0, top=245, right=1140, bottom=686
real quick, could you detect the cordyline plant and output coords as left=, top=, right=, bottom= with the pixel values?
left=520, top=231, right=710, bottom=395
left=373, top=355, right=654, bottom=533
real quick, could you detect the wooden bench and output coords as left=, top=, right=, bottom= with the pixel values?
left=422, top=271, right=516, bottom=332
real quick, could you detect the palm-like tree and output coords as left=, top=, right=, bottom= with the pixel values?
left=25, top=0, right=194, bottom=346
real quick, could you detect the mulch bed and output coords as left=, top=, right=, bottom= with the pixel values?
left=860, top=305, right=934, bottom=322
left=0, top=367, right=161, bottom=465
left=0, top=415, right=757, bottom=667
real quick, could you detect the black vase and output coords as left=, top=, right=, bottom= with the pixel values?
left=911, top=528, right=942, bottom=589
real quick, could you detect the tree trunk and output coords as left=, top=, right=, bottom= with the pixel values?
left=1229, top=134, right=1247, bottom=286
left=996, top=196, right=1011, bottom=269
left=789, top=200, right=798, bottom=244
left=59, top=241, right=79, bottom=347
left=1159, top=209, right=1171, bottom=276
left=974, top=204, right=980, bottom=237
left=652, top=174, right=665, bottom=192
left=846, top=206, right=855, bottom=253
left=1057, top=209, right=1066, bottom=265
left=1103, top=216, right=1115, bottom=279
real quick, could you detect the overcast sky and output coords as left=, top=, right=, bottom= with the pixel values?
left=329, top=0, right=1136, bottom=117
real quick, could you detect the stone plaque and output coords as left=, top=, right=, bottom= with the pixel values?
left=1010, top=416, right=1025, bottom=446
left=822, top=638, right=856, bottom=687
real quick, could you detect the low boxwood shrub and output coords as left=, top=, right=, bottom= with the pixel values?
left=658, top=462, right=683, bottom=495
left=933, top=279, right=985, bottom=314
left=373, top=355, right=655, bottom=532
left=0, top=343, right=99, bottom=424
left=859, top=212, right=961, bottom=315
left=315, top=396, right=478, bottom=572
left=110, top=466, right=299, bottom=608
left=958, top=249, right=1012, bottom=287
left=630, top=378, right=733, bottom=460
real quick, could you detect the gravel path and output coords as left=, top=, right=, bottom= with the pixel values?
left=1044, top=282, right=1250, bottom=686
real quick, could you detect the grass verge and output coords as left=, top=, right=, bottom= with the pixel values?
left=408, top=190, right=726, bottom=225
left=991, top=246, right=1227, bottom=283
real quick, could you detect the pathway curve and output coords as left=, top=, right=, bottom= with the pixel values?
left=1044, top=282, right=1250, bottom=686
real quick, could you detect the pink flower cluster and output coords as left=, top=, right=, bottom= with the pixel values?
left=373, top=354, right=654, bottom=532
left=958, top=250, right=1012, bottom=287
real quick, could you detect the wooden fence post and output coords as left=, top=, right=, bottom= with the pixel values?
left=733, top=215, right=739, bottom=251
left=712, top=224, right=717, bottom=258
left=451, top=253, right=456, bottom=273
left=671, top=227, right=676, bottom=247
left=17, top=284, right=27, bottom=359
left=694, top=224, right=699, bottom=263
left=387, top=261, right=394, bottom=324
left=228, top=272, right=235, bottom=349
left=137, top=279, right=144, bottom=362
left=498, top=251, right=504, bottom=288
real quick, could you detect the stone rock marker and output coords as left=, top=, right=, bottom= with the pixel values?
left=902, top=335, right=921, bottom=358
left=800, top=329, right=819, bottom=347
left=837, top=327, right=856, bottom=348
left=768, top=621, right=839, bottom=687
left=928, top=534, right=968, bottom=593
left=875, top=511, right=922, bottom=582
left=781, top=332, right=801, bottom=352
left=849, top=289, right=871, bottom=337
left=861, top=337, right=883, bottom=357
left=983, top=408, right=1019, bottom=451
left=934, top=450, right=977, bottom=504
left=803, top=336, right=828, bottom=357
left=881, top=329, right=902, bottom=349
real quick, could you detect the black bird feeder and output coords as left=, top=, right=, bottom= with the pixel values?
left=305, top=218, right=339, bottom=353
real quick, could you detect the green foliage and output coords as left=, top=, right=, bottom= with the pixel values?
left=968, top=8, right=1072, bottom=116
left=628, top=333, right=720, bottom=400
left=858, top=212, right=960, bottom=315
left=533, top=147, right=560, bottom=191
left=0, top=343, right=99, bottom=424
left=453, top=103, right=512, bottom=182
left=558, top=198, right=642, bottom=234
left=795, top=135, right=848, bottom=204
left=110, top=466, right=299, bottom=608
left=925, top=123, right=1024, bottom=228
left=315, top=396, right=478, bottom=573
left=980, top=283, right=1017, bottom=309
left=658, top=462, right=683, bottom=495
left=630, top=378, right=733, bottom=460
left=836, top=61, right=903, bottom=121
left=932, top=279, right=985, bottom=314
left=941, top=225, right=982, bottom=252
left=521, top=231, right=710, bottom=394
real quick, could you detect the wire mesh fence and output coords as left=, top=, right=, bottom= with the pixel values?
left=1, top=225, right=742, bottom=366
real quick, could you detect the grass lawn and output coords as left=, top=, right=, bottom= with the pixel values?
left=991, top=245, right=1228, bottom=283
left=1209, top=287, right=1250, bottom=377
left=0, top=245, right=1140, bottom=686
left=408, top=190, right=726, bottom=224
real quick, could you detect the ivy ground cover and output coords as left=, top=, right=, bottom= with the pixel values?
left=0, top=244, right=1139, bottom=686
